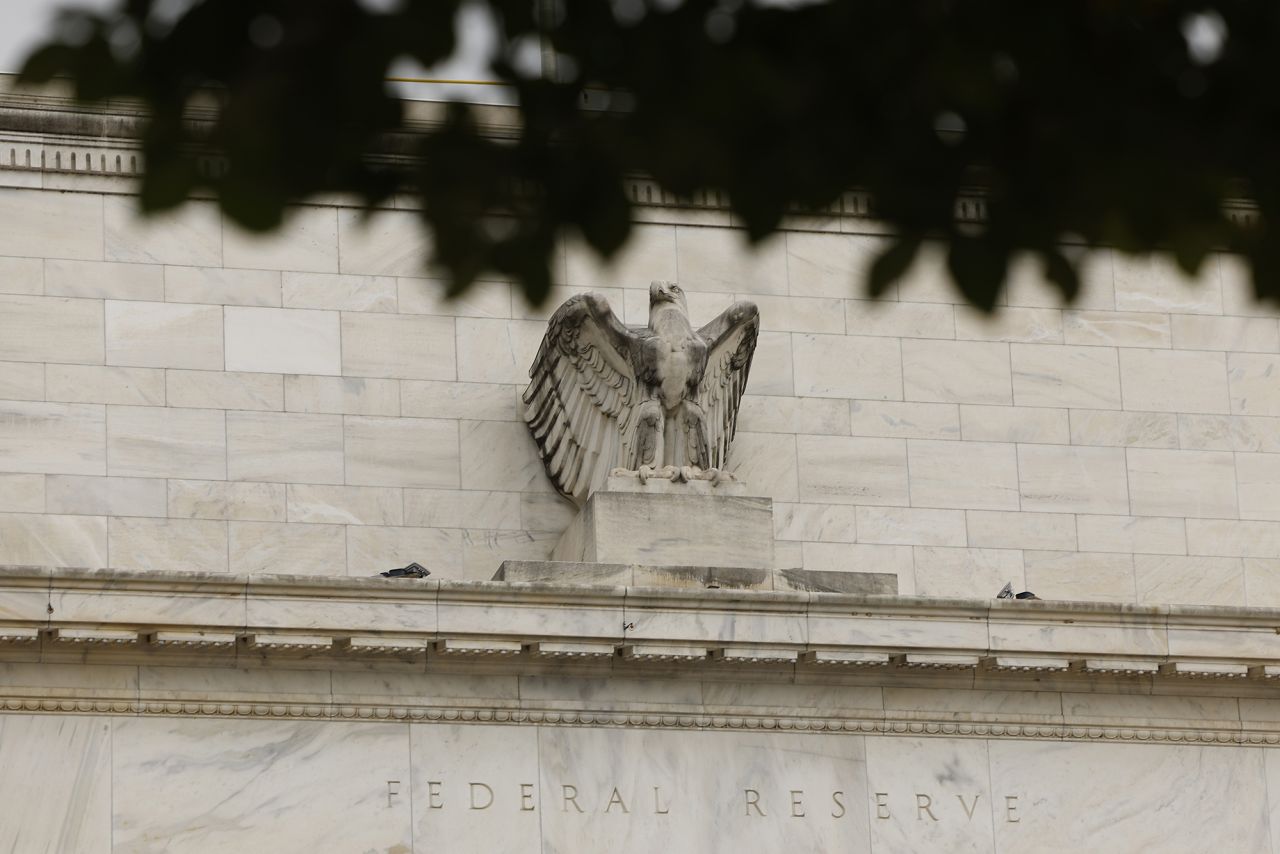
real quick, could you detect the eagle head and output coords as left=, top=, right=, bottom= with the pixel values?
left=649, top=280, right=688, bottom=313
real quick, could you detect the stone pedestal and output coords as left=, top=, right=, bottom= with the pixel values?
left=551, top=488, right=775, bottom=569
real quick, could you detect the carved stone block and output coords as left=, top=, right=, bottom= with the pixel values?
left=550, top=490, right=775, bottom=569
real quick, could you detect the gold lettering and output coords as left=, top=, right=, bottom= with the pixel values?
left=1005, top=795, right=1020, bottom=823
left=956, top=793, right=981, bottom=820
left=562, top=784, right=584, bottom=813
left=790, top=790, right=805, bottom=818
left=606, top=787, right=630, bottom=814
left=745, top=789, right=766, bottom=817
left=653, top=786, right=671, bottom=815
left=916, top=794, right=938, bottom=822
left=874, top=793, right=890, bottom=820
left=428, top=781, right=443, bottom=810
left=520, top=783, right=536, bottom=812
left=386, top=780, right=400, bottom=808
left=831, top=791, right=846, bottom=819
left=469, top=782, right=493, bottom=810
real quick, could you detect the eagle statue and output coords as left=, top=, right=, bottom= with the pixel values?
left=523, top=280, right=760, bottom=504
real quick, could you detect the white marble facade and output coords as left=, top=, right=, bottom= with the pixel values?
left=3, top=714, right=1277, bottom=853
left=3, top=98, right=1280, bottom=608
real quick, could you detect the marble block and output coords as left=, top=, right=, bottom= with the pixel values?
left=535, top=727, right=870, bottom=854
left=496, top=560, right=767, bottom=589
left=551, top=490, right=775, bottom=569
left=604, top=473, right=750, bottom=496
left=112, top=717, right=412, bottom=853
left=774, top=568, right=897, bottom=594
left=0, top=715, right=111, bottom=854
left=494, top=560, right=897, bottom=594
left=991, top=739, right=1270, bottom=853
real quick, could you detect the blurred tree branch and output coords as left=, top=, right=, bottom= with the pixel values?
left=19, top=0, right=1280, bottom=308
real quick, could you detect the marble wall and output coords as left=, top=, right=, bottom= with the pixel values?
left=2, top=183, right=1280, bottom=604
left=2, top=712, right=1275, bottom=853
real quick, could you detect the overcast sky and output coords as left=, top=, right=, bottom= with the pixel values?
left=0, top=0, right=511, bottom=103
left=0, top=0, right=112, bottom=73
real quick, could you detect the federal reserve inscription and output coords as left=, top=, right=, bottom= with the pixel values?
left=412, top=780, right=1026, bottom=823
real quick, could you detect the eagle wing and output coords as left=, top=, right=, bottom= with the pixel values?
left=695, top=300, right=760, bottom=469
left=523, top=292, right=641, bottom=503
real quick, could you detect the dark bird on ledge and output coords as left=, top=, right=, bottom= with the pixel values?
left=996, top=582, right=1040, bottom=600
left=379, top=562, right=430, bottom=578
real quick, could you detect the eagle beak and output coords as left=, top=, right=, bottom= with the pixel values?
left=649, top=281, right=680, bottom=305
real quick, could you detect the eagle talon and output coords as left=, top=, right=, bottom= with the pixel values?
left=679, top=465, right=699, bottom=483
left=637, top=464, right=658, bottom=485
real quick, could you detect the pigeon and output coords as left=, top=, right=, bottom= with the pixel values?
left=996, top=581, right=1039, bottom=600
left=379, top=562, right=430, bottom=578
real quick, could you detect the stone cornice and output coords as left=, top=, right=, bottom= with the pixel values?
left=7, top=565, right=1280, bottom=683
left=4, top=565, right=1280, bottom=746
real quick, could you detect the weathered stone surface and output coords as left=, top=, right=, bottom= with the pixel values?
left=774, top=567, right=897, bottom=594
left=494, top=560, right=897, bottom=594
left=550, top=490, right=775, bottom=569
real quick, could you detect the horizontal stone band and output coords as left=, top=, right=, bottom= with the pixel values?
left=4, top=565, right=1280, bottom=678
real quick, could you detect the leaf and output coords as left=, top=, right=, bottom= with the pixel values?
left=1042, top=249, right=1080, bottom=304
left=947, top=236, right=1007, bottom=312
left=18, top=44, right=76, bottom=83
left=11, top=0, right=1277, bottom=309
left=867, top=237, right=921, bottom=299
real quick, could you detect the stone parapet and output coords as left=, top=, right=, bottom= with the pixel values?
left=3, top=564, right=1280, bottom=691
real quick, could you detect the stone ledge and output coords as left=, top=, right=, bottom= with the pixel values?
left=3, top=564, right=1280, bottom=682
